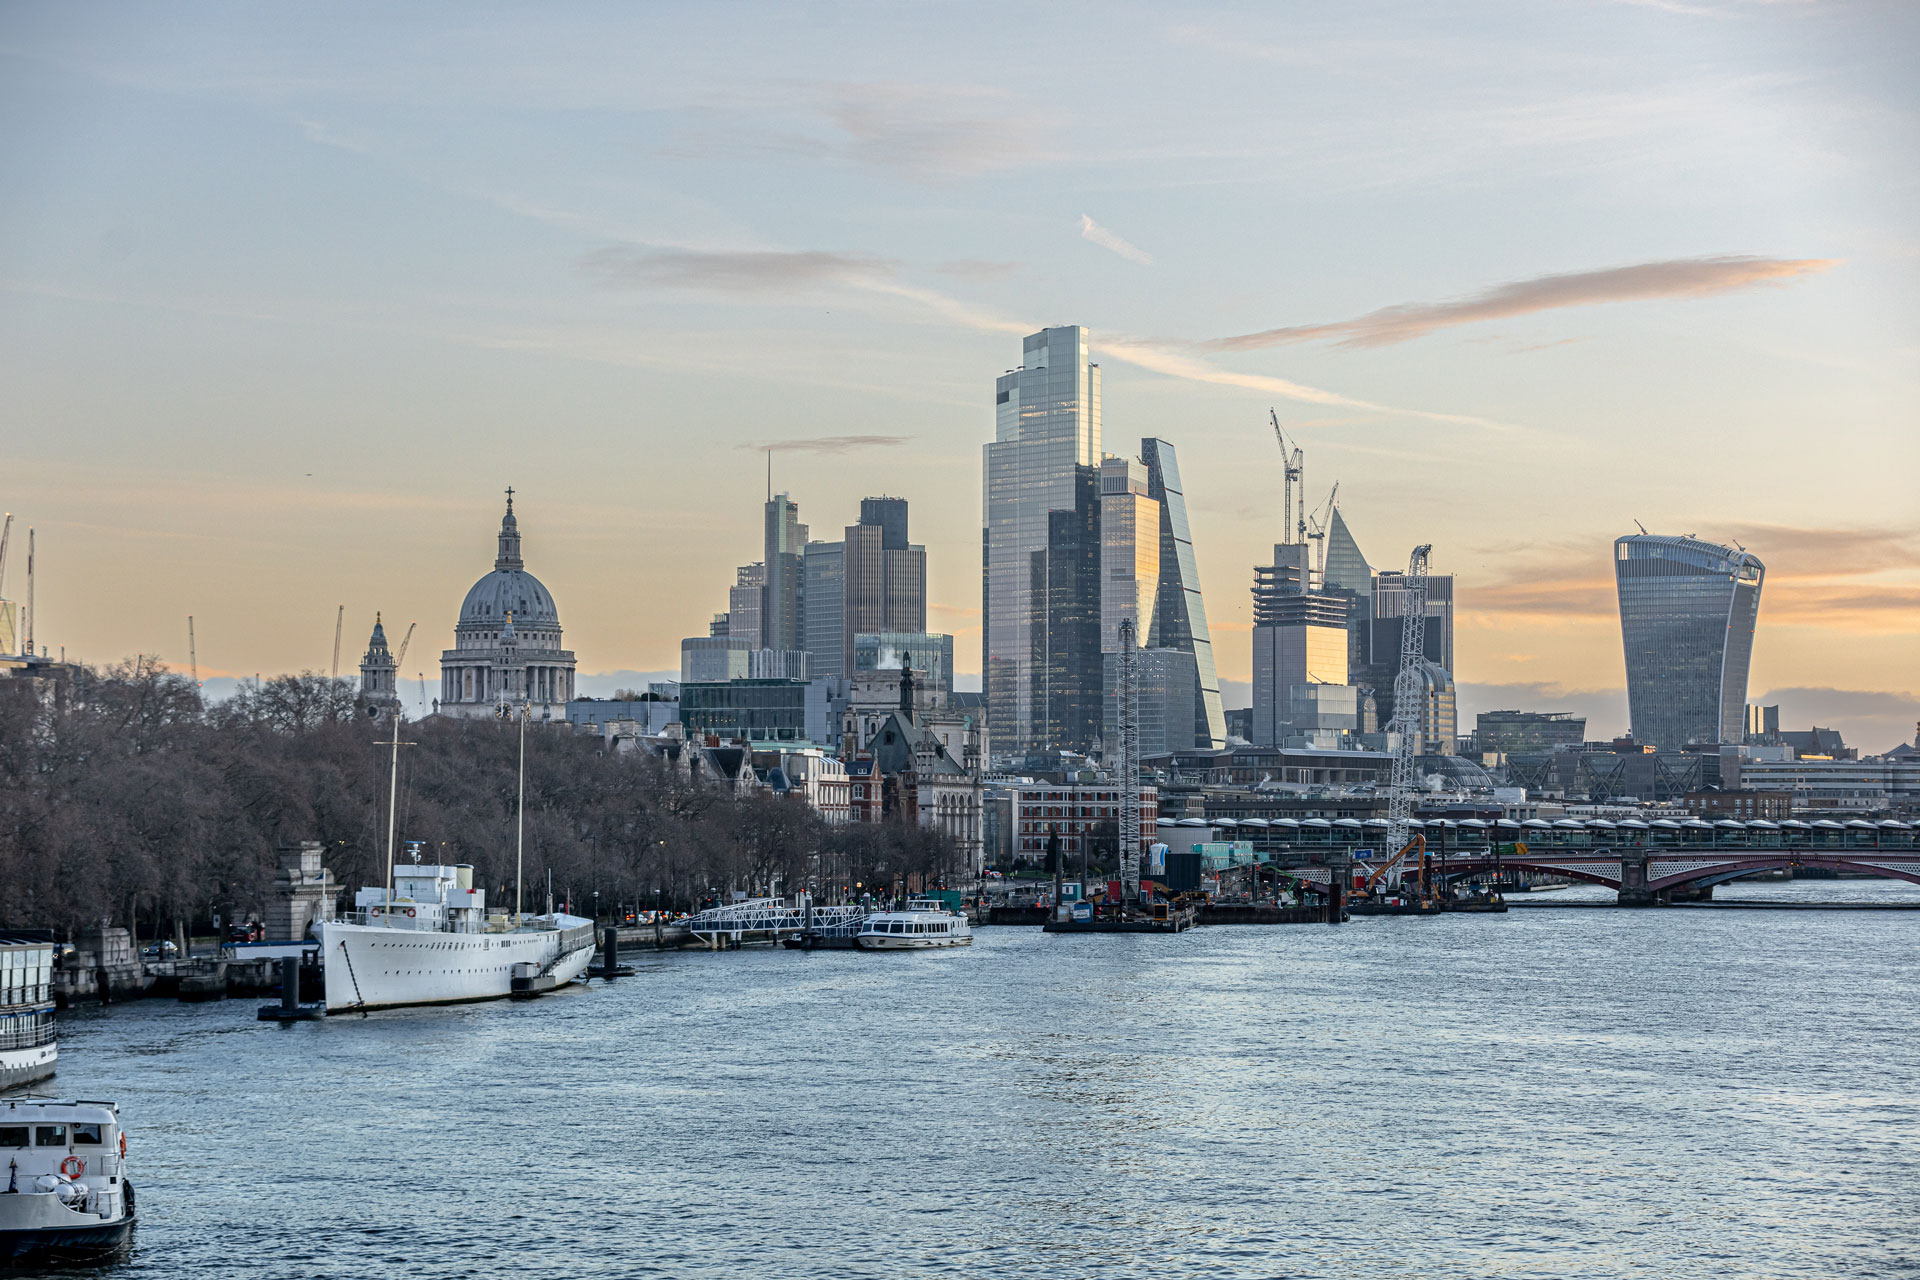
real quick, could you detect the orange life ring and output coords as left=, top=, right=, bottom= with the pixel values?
left=60, top=1156, right=84, bottom=1178
left=119, top=1132, right=127, bottom=1158
left=405, top=907, right=416, bottom=918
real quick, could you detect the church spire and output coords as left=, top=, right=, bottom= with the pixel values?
left=496, top=487, right=523, bottom=571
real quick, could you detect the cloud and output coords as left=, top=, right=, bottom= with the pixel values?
left=1079, top=215, right=1154, bottom=265
left=1213, top=255, right=1838, bottom=350
left=735, top=435, right=914, bottom=455
left=935, top=259, right=1019, bottom=280
left=579, top=246, right=895, bottom=293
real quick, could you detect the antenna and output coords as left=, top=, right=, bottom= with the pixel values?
left=24, top=528, right=32, bottom=658
left=188, top=616, right=199, bottom=689
left=766, top=447, right=772, bottom=503
left=1633, top=519, right=1648, bottom=536
left=331, top=605, right=344, bottom=680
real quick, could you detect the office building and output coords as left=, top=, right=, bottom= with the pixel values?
left=761, top=493, right=807, bottom=652
left=679, top=676, right=842, bottom=747
left=1614, top=533, right=1765, bottom=749
left=984, top=325, right=1102, bottom=758
left=1102, top=647, right=1199, bottom=759
left=1100, top=456, right=1159, bottom=652
left=1249, top=543, right=1349, bottom=746
left=727, top=563, right=764, bottom=645
left=842, top=501, right=926, bottom=676
left=1321, top=505, right=1373, bottom=675
left=1476, top=710, right=1586, bottom=758
left=681, top=635, right=752, bottom=684
left=1141, top=438, right=1227, bottom=749
left=801, top=540, right=846, bottom=678
left=852, top=631, right=954, bottom=696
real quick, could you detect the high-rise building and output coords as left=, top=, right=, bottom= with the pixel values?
left=842, top=500, right=925, bottom=676
left=727, top=563, right=764, bottom=645
left=761, top=493, right=807, bottom=652
left=1476, top=709, right=1587, bottom=757
left=1099, top=456, right=1158, bottom=653
left=984, top=325, right=1103, bottom=758
left=1102, top=646, right=1199, bottom=759
left=1249, top=543, right=1350, bottom=746
left=1370, top=571, right=1454, bottom=673
left=801, top=540, right=845, bottom=678
left=852, top=631, right=955, bottom=697
left=1615, top=532, right=1765, bottom=749
left=1140, top=438, right=1226, bottom=749
left=1321, top=505, right=1373, bottom=676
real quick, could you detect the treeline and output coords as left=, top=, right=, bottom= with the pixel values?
left=0, top=663, right=962, bottom=938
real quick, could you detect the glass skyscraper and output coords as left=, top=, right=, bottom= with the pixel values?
left=1140, top=438, right=1226, bottom=749
left=984, top=326, right=1102, bottom=758
left=1614, top=533, right=1765, bottom=750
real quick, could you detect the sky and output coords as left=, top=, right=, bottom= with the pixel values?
left=2, top=1, right=1916, bottom=750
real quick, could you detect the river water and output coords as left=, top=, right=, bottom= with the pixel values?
left=34, top=882, right=1920, bottom=1279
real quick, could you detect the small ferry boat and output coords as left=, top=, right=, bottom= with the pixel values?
left=0, top=1098, right=136, bottom=1265
left=854, top=900, right=973, bottom=950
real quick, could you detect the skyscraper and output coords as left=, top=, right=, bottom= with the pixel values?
left=1099, top=456, right=1158, bottom=653
left=984, top=326, right=1102, bottom=758
left=1250, top=542, right=1350, bottom=746
left=801, top=540, right=846, bottom=678
left=761, top=492, right=806, bottom=652
left=1614, top=533, right=1765, bottom=749
left=842, top=499, right=925, bottom=676
left=1140, top=438, right=1226, bottom=749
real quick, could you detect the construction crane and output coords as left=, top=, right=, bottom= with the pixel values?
left=188, top=616, right=199, bottom=689
left=1383, top=544, right=1433, bottom=871
left=331, top=605, right=345, bottom=680
left=1269, top=409, right=1304, bottom=545
left=1116, top=616, right=1141, bottom=905
left=0, top=513, right=11, bottom=655
left=1305, top=483, right=1340, bottom=586
left=418, top=672, right=429, bottom=716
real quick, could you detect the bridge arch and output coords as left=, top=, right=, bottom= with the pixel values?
left=1647, top=854, right=1920, bottom=893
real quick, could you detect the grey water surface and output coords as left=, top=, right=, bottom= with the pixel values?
left=36, top=882, right=1920, bottom=1279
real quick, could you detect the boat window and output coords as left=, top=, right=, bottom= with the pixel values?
left=72, top=1123, right=103, bottom=1145
left=0, top=1126, right=25, bottom=1147
left=35, top=1125, right=66, bottom=1146
left=889, top=921, right=903, bottom=934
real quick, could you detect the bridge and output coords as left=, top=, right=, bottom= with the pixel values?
left=1170, top=815, right=1920, bottom=906
left=680, top=898, right=868, bottom=945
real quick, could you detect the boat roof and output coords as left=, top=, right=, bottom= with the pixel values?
left=1, top=1098, right=119, bottom=1124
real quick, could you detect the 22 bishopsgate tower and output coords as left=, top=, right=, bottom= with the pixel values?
left=984, top=326, right=1225, bottom=760
left=1614, top=532, right=1765, bottom=750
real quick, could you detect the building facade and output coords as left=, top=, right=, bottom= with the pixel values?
left=359, top=613, right=400, bottom=720
left=1141, top=438, right=1227, bottom=749
left=1476, top=709, right=1587, bottom=757
left=1009, top=782, right=1159, bottom=866
left=984, top=326, right=1103, bottom=760
left=1250, top=543, right=1349, bottom=747
left=439, top=493, right=576, bottom=719
left=1615, top=533, right=1765, bottom=750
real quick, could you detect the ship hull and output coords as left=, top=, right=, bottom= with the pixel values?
left=0, top=1040, right=57, bottom=1091
left=318, top=918, right=594, bottom=1013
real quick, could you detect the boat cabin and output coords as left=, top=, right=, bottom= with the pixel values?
left=351, top=864, right=489, bottom=933
left=1, top=1099, right=128, bottom=1219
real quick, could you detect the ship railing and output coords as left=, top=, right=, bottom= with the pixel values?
left=330, top=910, right=487, bottom=934
left=0, top=1017, right=57, bottom=1051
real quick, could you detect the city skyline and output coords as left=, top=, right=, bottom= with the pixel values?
left=3, top=3, right=1916, bottom=751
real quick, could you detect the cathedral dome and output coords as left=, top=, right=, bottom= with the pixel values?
left=456, top=494, right=561, bottom=632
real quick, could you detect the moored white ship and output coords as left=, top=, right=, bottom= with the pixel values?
left=0, top=934, right=57, bottom=1091
left=318, top=864, right=593, bottom=1013
left=854, top=899, right=973, bottom=950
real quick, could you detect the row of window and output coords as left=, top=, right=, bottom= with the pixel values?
left=2, top=1123, right=105, bottom=1148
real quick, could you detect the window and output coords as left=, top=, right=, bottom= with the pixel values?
left=0, top=1126, right=25, bottom=1147
left=71, top=1123, right=103, bottom=1145
left=35, top=1125, right=66, bottom=1146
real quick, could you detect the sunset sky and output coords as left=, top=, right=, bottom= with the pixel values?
left=3, top=2, right=1916, bottom=749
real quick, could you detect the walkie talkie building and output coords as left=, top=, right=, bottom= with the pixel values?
left=1613, top=533, right=1765, bottom=750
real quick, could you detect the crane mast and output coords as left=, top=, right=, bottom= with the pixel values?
left=1306, top=483, right=1340, bottom=587
left=1384, top=544, right=1433, bottom=863
left=1269, top=409, right=1304, bottom=545
left=1116, top=616, right=1141, bottom=904
left=331, top=605, right=344, bottom=680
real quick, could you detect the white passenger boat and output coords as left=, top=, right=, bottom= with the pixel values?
left=854, top=899, right=974, bottom=950
left=0, top=934, right=57, bottom=1090
left=0, top=1098, right=136, bottom=1265
left=318, top=863, right=594, bottom=1013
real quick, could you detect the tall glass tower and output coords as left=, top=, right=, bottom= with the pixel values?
left=1140, top=438, right=1226, bottom=749
left=1614, top=533, right=1765, bottom=750
left=984, top=326, right=1102, bottom=758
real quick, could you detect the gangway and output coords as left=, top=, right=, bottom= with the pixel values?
left=681, top=898, right=868, bottom=946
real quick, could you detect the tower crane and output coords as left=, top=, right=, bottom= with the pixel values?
left=1382, top=544, right=1433, bottom=881
left=1305, top=483, right=1340, bottom=586
left=0, top=514, right=11, bottom=655
left=188, top=616, right=199, bottom=689
left=0, top=513, right=11, bottom=601
left=331, top=605, right=345, bottom=681
left=1269, top=409, right=1304, bottom=545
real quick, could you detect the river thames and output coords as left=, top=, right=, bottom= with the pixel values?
left=38, top=882, right=1920, bottom=1279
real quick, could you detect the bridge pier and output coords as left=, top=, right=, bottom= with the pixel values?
left=1667, top=882, right=1715, bottom=904
left=1618, top=853, right=1657, bottom=908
